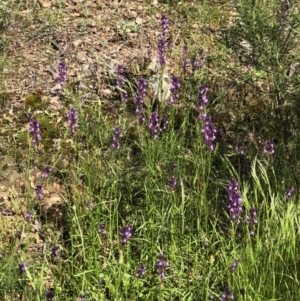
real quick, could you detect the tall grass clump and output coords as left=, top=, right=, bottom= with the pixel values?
left=0, top=2, right=299, bottom=301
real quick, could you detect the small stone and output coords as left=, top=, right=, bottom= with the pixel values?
left=136, top=17, right=143, bottom=25
left=76, top=51, right=87, bottom=62
left=72, top=39, right=82, bottom=47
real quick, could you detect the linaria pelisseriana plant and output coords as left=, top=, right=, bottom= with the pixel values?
left=111, top=126, right=122, bottom=149
left=66, top=108, right=78, bottom=135
left=115, top=65, right=128, bottom=102
left=28, top=114, right=41, bottom=144
left=285, top=186, right=294, bottom=199
left=226, top=179, right=243, bottom=223
left=119, top=226, right=132, bottom=245
left=158, top=15, right=169, bottom=66
left=135, top=264, right=146, bottom=278
left=35, top=184, right=44, bottom=200
left=134, top=78, right=147, bottom=121
left=57, top=61, right=67, bottom=88
left=2, top=3, right=300, bottom=301
left=246, top=208, right=258, bottom=235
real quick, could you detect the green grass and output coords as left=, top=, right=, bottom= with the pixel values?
left=0, top=0, right=300, bottom=300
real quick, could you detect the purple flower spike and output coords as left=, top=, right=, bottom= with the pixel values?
left=24, top=210, right=33, bottom=221
left=229, top=259, right=239, bottom=273
left=36, top=185, right=44, bottom=200
left=115, top=65, right=128, bottom=102
left=160, top=15, right=169, bottom=37
left=51, top=245, right=59, bottom=257
left=263, top=140, right=275, bottom=155
left=199, top=114, right=217, bottom=151
left=29, top=116, right=41, bottom=144
left=226, top=180, right=243, bottom=223
left=190, top=48, right=206, bottom=74
left=168, top=75, right=180, bottom=106
left=149, top=112, right=168, bottom=140
left=161, top=116, right=168, bottom=132
left=135, top=264, right=147, bottom=278
left=149, top=111, right=159, bottom=140
left=42, top=166, right=52, bottom=178
left=235, top=145, right=244, bottom=155
left=167, top=175, right=177, bottom=190
left=246, top=208, right=258, bottom=236
left=98, top=223, right=106, bottom=236
left=286, top=187, right=294, bottom=200
left=112, top=127, right=122, bottom=149
left=181, top=45, right=189, bottom=73
left=119, top=226, right=132, bottom=245
left=19, top=262, right=26, bottom=273
left=134, top=78, right=147, bottom=121
left=158, top=15, right=169, bottom=66
left=156, top=252, right=169, bottom=280
left=198, top=85, right=209, bottom=111
left=221, top=286, right=234, bottom=301
left=66, top=108, right=78, bottom=136
left=57, top=61, right=67, bottom=88
left=45, top=290, right=55, bottom=301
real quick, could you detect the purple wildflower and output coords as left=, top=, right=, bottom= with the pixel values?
left=221, top=286, right=234, bottom=301
left=167, top=175, right=177, bottom=190
left=226, top=179, right=243, bottom=223
left=156, top=252, right=169, bottom=280
left=119, top=226, right=132, bottom=245
left=160, top=15, right=169, bottom=37
left=19, top=262, right=26, bottom=273
left=115, top=65, right=128, bottom=102
left=29, top=116, right=41, bottom=144
left=149, top=112, right=168, bottom=139
left=246, top=208, right=258, bottom=236
left=51, top=245, right=59, bottom=257
left=168, top=75, right=180, bottom=106
left=235, top=145, right=244, bottom=155
left=45, top=290, right=55, bottom=301
left=167, top=161, right=176, bottom=172
left=286, top=187, right=294, bottom=199
left=134, top=78, right=147, bottom=121
left=57, top=61, right=67, bottom=88
left=135, top=264, right=147, bottom=278
left=36, top=185, right=44, bottom=200
left=98, top=223, right=106, bottom=236
left=161, top=116, right=168, bottom=132
left=79, top=135, right=87, bottom=149
left=263, top=140, right=275, bottom=155
left=229, top=259, right=239, bottom=273
left=24, top=210, right=33, bottom=221
left=199, top=113, right=217, bottom=151
left=198, top=85, right=209, bottom=111
left=112, top=127, right=122, bottom=149
left=66, top=108, right=78, bottom=136
left=158, top=15, right=169, bottom=66
left=149, top=111, right=159, bottom=139
left=42, top=166, right=52, bottom=178
left=190, top=48, right=206, bottom=74
left=181, top=45, right=189, bottom=74
left=84, top=199, right=95, bottom=211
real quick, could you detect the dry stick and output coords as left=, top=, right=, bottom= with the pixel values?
left=0, top=83, right=39, bottom=93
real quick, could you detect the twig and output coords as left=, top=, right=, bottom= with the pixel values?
left=0, top=83, right=39, bottom=94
